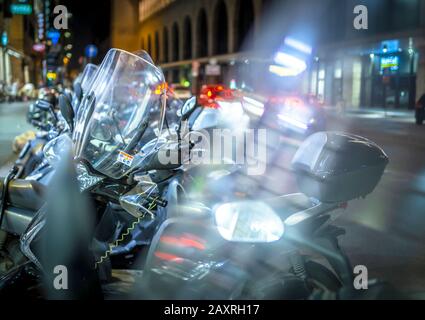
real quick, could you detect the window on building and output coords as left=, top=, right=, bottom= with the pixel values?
left=334, top=61, right=342, bottom=79
left=155, top=32, right=160, bottom=62
left=310, top=70, right=317, bottom=95
left=172, top=23, right=180, bottom=62
left=317, top=67, right=326, bottom=102
left=163, top=27, right=169, bottom=63
left=183, top=17, right=192, bottom=60
left=213, top=1, right=229, bottom=55
left=147, top=34, right=152, bottom=56
left=196, top=9, right=208, bottom=57
left=235, top=0, right=255, bottom=52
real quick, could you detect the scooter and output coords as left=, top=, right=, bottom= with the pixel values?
left=13, top=97, right=66, bottom=179
left=0, top=93, right=197, bottom=298
left=12, top=62, right=99, bottom=181
left=137, top=132, right=390, bottom=299
left=0, top=101, right=390, bottom=300
left=0, top=49, right=391, bottom=300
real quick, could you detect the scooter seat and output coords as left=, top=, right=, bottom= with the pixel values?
left=266, top=193, right=317, bottom=220
left=267, top=193, right=339, bottom=229
left=0, top=178, right=46, bottom=211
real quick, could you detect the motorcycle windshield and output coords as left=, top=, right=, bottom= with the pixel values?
left=73, top=64, right=99, bottom=113
left=79, top=63, right=99, bottom=93
left=73, top=49, right=166, bottom=179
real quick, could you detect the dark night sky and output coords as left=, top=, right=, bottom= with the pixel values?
left=61, top=0, right=111, bottom=70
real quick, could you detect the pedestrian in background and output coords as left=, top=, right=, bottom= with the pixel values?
left=415, top=93, right=425, bottom=125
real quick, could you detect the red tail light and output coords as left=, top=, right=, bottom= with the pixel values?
left=154, top=251, right=184, bottom=263
left=160, top=234, right=206, bottom=251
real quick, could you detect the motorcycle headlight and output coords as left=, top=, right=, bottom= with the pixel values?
left=214, top=201, right=284, bottom=243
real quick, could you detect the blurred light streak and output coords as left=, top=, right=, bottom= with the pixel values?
left=273, top=52, right=307, bottom=73
left=160, top=235, right=206, bottom=251
left=242, top=96, right=265, bottom=117
left=269, top=64, right=302, bottom=77
left=154, top=251, right=184, bottom=263
left=277, top=114, right=308, bottom=130
left=284, top=37, right=312, bottom=54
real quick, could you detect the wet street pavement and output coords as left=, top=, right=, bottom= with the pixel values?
left=330, top=113, right=425, bottom=294
left=261, top=110, right=425, bottom=294
left=0, top=100, right=424, bottom=294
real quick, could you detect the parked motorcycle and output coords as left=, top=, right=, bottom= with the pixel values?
left=12, top=93, right=63, bottom=179
left=0, top=49, right=392, bottom=300
left=134, top=131, right=389, bottom=299
left=11, top=63, right=100, bottom=181
left=0, top=49, right=184, bottom=296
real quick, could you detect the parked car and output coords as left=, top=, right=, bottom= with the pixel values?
left=260, top=94, right=326, bottom=137
left=198, top=84, right=240, bottom=108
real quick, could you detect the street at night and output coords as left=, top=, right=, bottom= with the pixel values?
left=1, top=100, right=424, bottom=296
left=1, top=0, right=425, bottom=306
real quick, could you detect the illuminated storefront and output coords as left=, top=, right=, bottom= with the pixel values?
left=312, top=38, right=419, bottom=110
left=361, top=44, right=417, bottom=109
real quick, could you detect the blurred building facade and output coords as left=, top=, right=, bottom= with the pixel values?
left=111, top=0, right=425, bottom=110
left=314, top=0, right=425, bottom=110
left=0, top=0, right=33, bottom=85
left=0, top=0, right=74, bottom=87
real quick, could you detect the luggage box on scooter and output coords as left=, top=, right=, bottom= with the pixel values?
left=291, top=132, right=389, bottom=203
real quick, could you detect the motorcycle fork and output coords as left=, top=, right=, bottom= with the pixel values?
left=310, top=235, right=353, bottom=287
left=288, top=232, right=353, bottom=287
left=289, top=254, right=308, bottom=281
left=0, top=230, right=7, bottom=251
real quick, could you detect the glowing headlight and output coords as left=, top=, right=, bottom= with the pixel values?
left=214, top=201, right=284, bottom=243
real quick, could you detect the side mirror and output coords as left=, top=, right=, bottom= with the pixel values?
left=35, top=99, right=53, bottom=112
left=59, top=94, right=75, bottom=132
left=177, top=96, right=197, bottom=121
left=35, top=99, right=59, bottom=124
